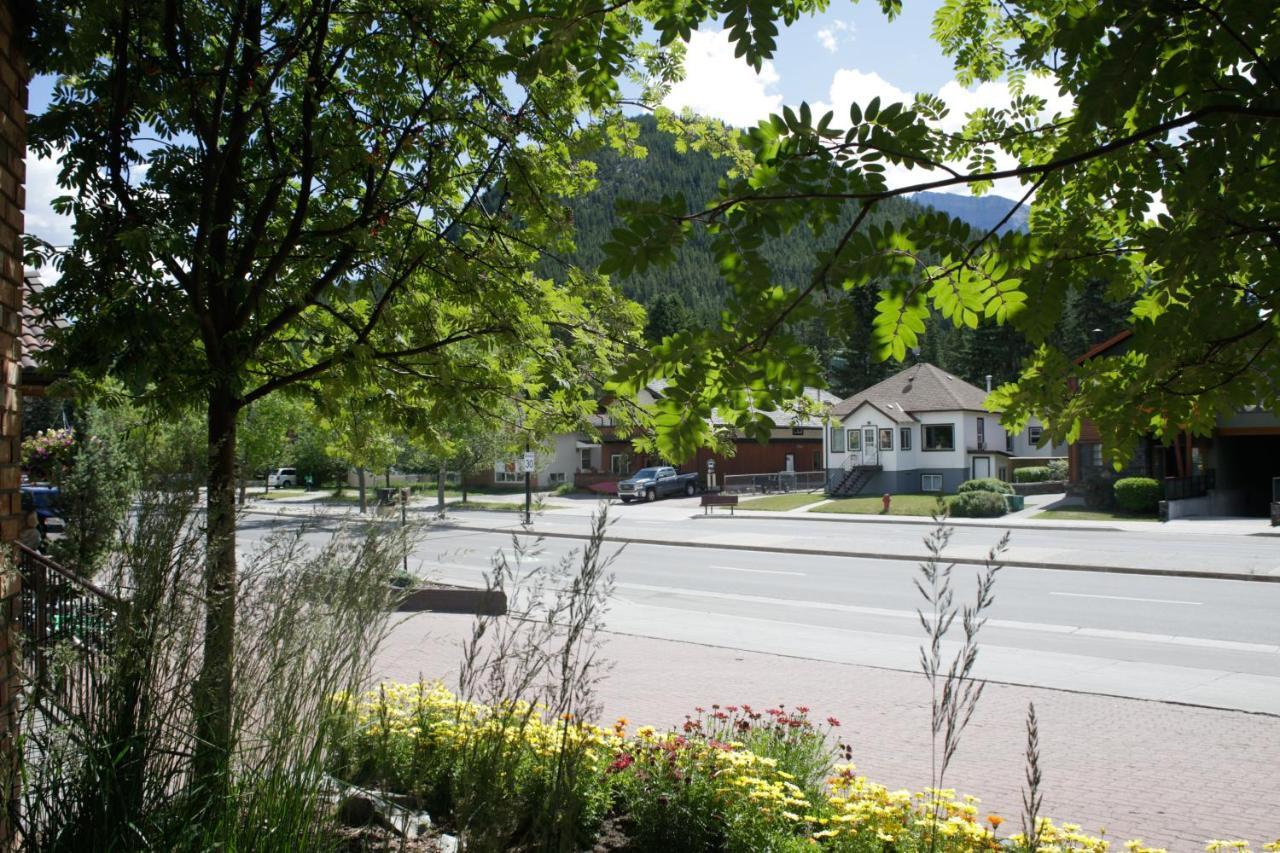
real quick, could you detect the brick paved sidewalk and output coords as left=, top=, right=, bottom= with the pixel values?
left=375, top=613, right=1280, bottom=850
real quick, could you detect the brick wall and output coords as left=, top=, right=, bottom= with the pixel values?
left=0, top=0, right=23, bottom=846
left=0, top=0, right=21, bottom=543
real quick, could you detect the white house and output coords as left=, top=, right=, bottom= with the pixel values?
left=824, top=363, right=1062, bottom=496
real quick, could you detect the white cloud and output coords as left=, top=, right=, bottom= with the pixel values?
left=805, top=68, right=1075, bottom=198
left=25, top=150, right=74, bottom=249
left=663, top=28, right=782, bottom=127
left=816, top=20, right=854, bottom=54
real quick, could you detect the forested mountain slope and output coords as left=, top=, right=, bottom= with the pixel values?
left=551, top=116, right=1124, bottom=396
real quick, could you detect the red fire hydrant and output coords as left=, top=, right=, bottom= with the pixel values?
left=882, top=492, right=892, bottom=513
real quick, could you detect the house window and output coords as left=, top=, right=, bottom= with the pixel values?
left=1028, top=426, right=1043, bottom=446
left=495, top=462, right=522, bottom=484
left=848, top=429, right=861, bottom=451
left=812, top=451, right=821, bottom=470
left=792, top=426, right=805, bottom=436
left=899, top=427, right=912, bottom=450
left=830, top=426, right=846, bottom=454
left=610, top=453, right=630, bottom=474
left=878, top=428, right=893, bottom=451
left=921, top=473, right=943, bottom=492
left=548, top=472, right=566, bottom=485
left=923, top=424, right=955, bottom=451
left=1006, top=433, right=1014, bottom=453
left=579, top=448, right=592, bottom=471
left=1086, top=443, right=1104, bottom=468
left=977, top=417, right=986, bottom=448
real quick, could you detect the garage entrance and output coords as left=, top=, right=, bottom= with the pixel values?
left=1214, top=434, right=1280, bottom=517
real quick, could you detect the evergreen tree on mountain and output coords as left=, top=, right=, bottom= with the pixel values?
left=557, top=115, right=1130, bottom=396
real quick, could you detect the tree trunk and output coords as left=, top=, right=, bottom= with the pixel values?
left=358, top=467, right=367, bottom=513
left=193, top=385, right=239, bottom=802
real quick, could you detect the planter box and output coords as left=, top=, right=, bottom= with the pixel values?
left=395, top=584, right=507, bottom=615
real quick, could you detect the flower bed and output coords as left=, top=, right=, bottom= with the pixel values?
left=329, top=682, right=1279, bottom=852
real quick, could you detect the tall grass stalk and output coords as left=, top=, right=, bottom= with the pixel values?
left=916, top=500, right=1007, bottom=843
left=451, top=503, right=618, bottom=851
left=16, top=483, right=412, bottom=851
left=1021, top=701, right=1044, bottom=852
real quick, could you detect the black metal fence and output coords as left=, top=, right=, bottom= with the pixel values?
left=17, top=544, right=126, bottom=718
left=1163, top=471, right=1215, bottom=501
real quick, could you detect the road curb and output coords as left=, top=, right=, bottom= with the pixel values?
left=709, top=511, right=1123, bottom=534
left=436, top=522, right=1280, bottom=584
left=240, top=506, right=1280, bottom=584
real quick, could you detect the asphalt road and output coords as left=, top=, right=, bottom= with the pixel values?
left=237, top=511, right=1280, bottom=714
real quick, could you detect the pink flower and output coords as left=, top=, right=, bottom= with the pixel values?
left=827, top=716, right=842, bottom=727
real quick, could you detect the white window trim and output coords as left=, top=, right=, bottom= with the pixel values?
left=899, top=427, right=912, bottom=450
left=921, top=473, right=943, bottom=492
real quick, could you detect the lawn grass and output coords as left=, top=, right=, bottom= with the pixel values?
left=256, top=488, right=308, bottom=500
left=737, top=492, right=827, bottom=511
left=810, top=493, right=950, bottom=517
left=1032, top=507, right=1159, bottom=522
left=445, top=499, right=563, bottom=512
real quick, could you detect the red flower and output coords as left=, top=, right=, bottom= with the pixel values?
left=608, top=753, right=634, bottom=773
left=796, top=705, right=810, bottom=714
left=827, top=716, right=842, bottom=727
left=694, top=706, right=705, bottom=714
left=726, top=705, right=738, bottom=713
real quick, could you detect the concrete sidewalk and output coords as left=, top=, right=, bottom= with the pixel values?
left=241, top=497, right=1280, bottom=583
left=376, top=612, right=1280, bottom=849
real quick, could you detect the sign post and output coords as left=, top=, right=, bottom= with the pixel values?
left=523, top=448, right=535, bottom=525
left=706, top=458, right=716, bottom=492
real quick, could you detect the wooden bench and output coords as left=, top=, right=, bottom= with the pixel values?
left=700, top=493, right=738, bottom=515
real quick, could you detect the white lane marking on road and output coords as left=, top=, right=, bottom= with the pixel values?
left=710, top=564, right=805, bottom=577
left=1050, top=592, right=1202, bottom=606
left=611, top=583, right=1280, bottom=654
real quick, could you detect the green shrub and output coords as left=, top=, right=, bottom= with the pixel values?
left=948, top=490, right=1008, bottom=518
left=956, top=477, right=1013, bottom=495
left=1114, top=476, right=1161, bottom=514
left=1047, top=458, right=1068, bottom=480
left=1014, top=466, right=1052, bottom=483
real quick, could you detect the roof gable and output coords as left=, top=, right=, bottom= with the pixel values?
left=831, top=363, right=991, bottom=418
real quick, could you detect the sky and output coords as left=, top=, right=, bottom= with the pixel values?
left=24, top=1, right=1060, bottom=261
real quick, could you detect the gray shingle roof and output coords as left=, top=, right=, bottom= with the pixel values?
left=647, top=380, right=838, bottom=428
left=830, top=363, right=991, bottom=419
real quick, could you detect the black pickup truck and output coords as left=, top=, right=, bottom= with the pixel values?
left=616, top=466, right=700, bottom=503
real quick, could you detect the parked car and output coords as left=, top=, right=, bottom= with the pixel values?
left=267, top=467, right=298, bottom=488
left=20, top=484, right=62, bottom=533
left=616, top=466, right=700, bottom=503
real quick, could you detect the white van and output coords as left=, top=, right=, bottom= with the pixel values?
left=267, top=467, right=298, bottom=488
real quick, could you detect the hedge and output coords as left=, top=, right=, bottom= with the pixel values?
left=1114, top=476, right=1162, bottom=514
left=1014, top=466, right=1051, bottom=483
left=956, top=477, right=1014, bottom=495
left=949, top=490, right=1008, bottom=518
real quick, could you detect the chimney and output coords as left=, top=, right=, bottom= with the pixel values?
left=985, top=374, right=992, bottom=392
